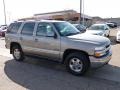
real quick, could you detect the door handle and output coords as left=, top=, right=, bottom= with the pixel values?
left=35, top=38, right=38, bottom=42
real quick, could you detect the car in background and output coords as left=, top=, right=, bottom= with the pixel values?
left=106, top=23, right=115, bottom=28
left=110, top=22, right=117, bottom=27
left=0, top=25, right=7, bottom=28
left=86, top=24, right=110, bottom=37
left=0, top=25, right=8, bottom=37
left=106, top=22, right=117, bottom=28
left=73, top=24, right=86, bottom=33
left=116, top=30, right=120, bottom=42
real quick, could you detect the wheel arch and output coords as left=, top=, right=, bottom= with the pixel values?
left=62, top=49, right=89, bottom=63
left=10, top=42, right=22, bottom=54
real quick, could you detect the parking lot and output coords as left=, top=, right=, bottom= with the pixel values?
left=0, top=28, right=120, bottom=90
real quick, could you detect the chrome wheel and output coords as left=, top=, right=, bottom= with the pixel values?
left=69, top=58, right=83, bottom=73
left=13, top=49, right=21, bottom=60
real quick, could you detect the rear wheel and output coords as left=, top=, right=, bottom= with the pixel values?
left=65, top=52, right=90, bottom=76
left=12, top=45, right=24, bottom=61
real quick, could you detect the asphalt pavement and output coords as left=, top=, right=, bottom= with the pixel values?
left=0, top=28, right=120, bottom=90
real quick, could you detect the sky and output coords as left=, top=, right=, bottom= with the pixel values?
left=84, top=0, right=120, bottom=18
left=0, top=0, right=120, bottom=25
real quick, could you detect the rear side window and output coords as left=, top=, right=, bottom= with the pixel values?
left=21, top=22, right=35, bottom=36
left=7, top=22, right=22, bottom=33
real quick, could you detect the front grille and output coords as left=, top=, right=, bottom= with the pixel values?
left=104, top=44, right=110, bottom=56
left=106, top=50, right=109, bottom=54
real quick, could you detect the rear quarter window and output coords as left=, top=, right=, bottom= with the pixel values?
left=7, top=22, right=22, bottom=33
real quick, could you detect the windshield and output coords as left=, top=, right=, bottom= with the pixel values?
left=53, top=22, right=80, bottom=36
left=88, top=25, right=105, bottom=30
left=74, top=24, right=86, bottom=30
left=79, top=24, right=86, bottom=29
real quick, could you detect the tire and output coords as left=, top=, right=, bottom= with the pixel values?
left=116, top=40, right=120, bottom=43
left=12, top=45, right=24, bottom=61
left=65, top=52, right=90, bottom=76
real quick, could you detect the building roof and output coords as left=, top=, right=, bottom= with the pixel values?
left=34, top=10, right=77, bottom=16
left=18, top=9, right=92, bottom=21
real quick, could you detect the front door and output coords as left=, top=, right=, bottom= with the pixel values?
left=34, top=22, right=60, bottom=60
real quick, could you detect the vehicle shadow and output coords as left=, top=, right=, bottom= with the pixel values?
left=4, top=57, right=120, bottom=90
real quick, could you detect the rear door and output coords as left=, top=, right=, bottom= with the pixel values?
left=19, top=22, right=36, bottom=53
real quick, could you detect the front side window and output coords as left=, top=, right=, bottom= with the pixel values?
left=21, top=22, right=35, bottom=36
left=36, top=23, right=54, bottom=36
left=7, top=22, right=22, bottom=33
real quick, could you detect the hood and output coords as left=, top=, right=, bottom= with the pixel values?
left=85, top=30, right=104, bottom=35
left=67, top=33, right=110, bottom=46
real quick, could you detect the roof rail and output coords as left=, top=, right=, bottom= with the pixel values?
left=14, top=19, right=42, bottom=22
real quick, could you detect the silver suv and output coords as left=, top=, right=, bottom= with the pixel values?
left=5, top=20, right=112, bottom=75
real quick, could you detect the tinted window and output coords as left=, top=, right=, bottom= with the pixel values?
left=36, top=23, right=54, bottom=36
left=21, top=22, right=35, bottom=36
left=7, top=22, right=22, bottom=33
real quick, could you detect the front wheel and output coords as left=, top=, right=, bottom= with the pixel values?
left=65, top=52, right=90, bottom=76
left=12, top=45, right=24, bottom=61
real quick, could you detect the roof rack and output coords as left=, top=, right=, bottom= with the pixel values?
left=14, top=19, right=42, bottom=22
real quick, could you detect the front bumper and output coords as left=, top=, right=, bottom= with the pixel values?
left=89, top=50, right=112, bottom=68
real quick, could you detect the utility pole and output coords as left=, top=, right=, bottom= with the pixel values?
left=82, top=0, right=85, bottom=25
left=80, top=0, right=82, bottom=24
left=3, top=0, right=7, bottom=25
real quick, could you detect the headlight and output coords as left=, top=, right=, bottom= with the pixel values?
left=94, top=47, right=106, bottom=57
left=95, top=47, right=105, bottom=51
